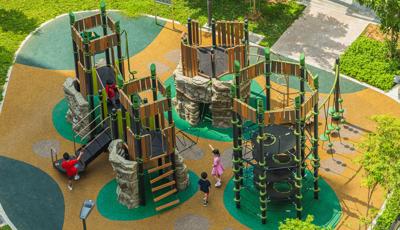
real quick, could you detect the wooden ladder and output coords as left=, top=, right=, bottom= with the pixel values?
left=148, top=156, right=179, bottom=212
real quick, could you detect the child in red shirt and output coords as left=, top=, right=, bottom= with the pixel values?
left=105, top=79, right=118, bottom=106
left=62, top=151, right=83, bottom=191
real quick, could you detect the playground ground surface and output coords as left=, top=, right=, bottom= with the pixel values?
left=0, top=12, right=399, bottom=230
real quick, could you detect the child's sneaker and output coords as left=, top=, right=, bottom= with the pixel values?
left=68, top=185, right=73, bottom=191
left=215, top=181, right=221, bottom=187
left=203, top=200, right=208, bottom=206
left=74, top=175, right=80, bottom=181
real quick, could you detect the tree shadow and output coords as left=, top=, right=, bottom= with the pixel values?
left=273, top=9, right=349, bottom=69
left=0, top=8, right=38, bottom=34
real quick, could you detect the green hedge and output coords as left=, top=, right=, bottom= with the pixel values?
left=375, top=188, right=400, bottom=230
left=340, top=36, right=399, bottom=91
left=0, top=225, right=12, bottom=230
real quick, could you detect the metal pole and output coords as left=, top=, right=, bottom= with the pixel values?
left=150, top=64, right=160, bottom=131
left=230, top=85, right=241, bottom=209
left=187, top=18, right=192, bottom=46
left=69, top=13, right=79, bottom=80
left=82, top=219, right=87, bottom=230
left=132, top=95, right=145, bottom=205
left=166, top=86, right=178, bottom=184
left=207, top=0, right=212, bottom=28
left=264, top=47, right=271, bottom=111
left=83, top=33, right=95, bottom=139
left=211, top=19, right=216, bottom=49
left=313, top=75, right=320, bottom=199
left=211, top=48, right=216, bottom=78
left=299, top=53, right=306, bottom=177
left=115, top=21, right=124, bottom=78
left=334, top=58, right=340, bottom=119
left=100, top=0, right=111, bottom=66
left=234, top=61, right=243, bottom=186
left=257, top=99, right=267, bottom=224
left=294, top=96, right=303, bottom=219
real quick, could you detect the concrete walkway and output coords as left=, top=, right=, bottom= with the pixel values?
left=272, top=0, right=377, bottom=70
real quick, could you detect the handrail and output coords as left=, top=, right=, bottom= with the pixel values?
left=79, top=126, right=111, bottom=152
left=121, top=30, right=137, bottom=79
left=80, top=116, right=110, bottom=141
left=74, top=104, right=102, bottom=127
left=75, top=114, right=102, bottom=138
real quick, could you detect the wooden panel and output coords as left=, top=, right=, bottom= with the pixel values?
left=107, top=16, right=116, bottom=32
left=139, top=98, right=170, bottom=118
left=162, top=126, right=175, bottom=153
left=157, top=80, right=166, bottom=96
left=119, top=89, right=133, bottom=116
left=88, top=34, right=118, bottom=55
left=74, top=13, right=102, bottom=31
left=301, top=91, right=319, bottom=117
left=306, top=70, right=315, bottom=89
left=77, top=62, right=87, bottom=98
left=264, top=109, right=295, bottom=125
left=141, top=134, right=151, bottom=160
left=124, top=76, right=153, bottom=95
left=232, top=99, right=257, bottom=123
left=127, top=127, right=136, bottom=160
left=71, top=27, right=83, bottom=49
left=239, top=62, right=265, bottom=82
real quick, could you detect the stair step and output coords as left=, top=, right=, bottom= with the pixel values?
left=154, top=188, right=177, bottom=202
left=148, top=162, right=172, bottom=174
left=156, top=199, right=180, bottom=211
left=150, top=153, right=168, bottom=161
left=152, top=180, right=176, bottom=192
left=150, top=170, right=173, bottom=184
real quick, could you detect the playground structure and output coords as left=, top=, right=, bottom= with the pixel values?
left=173, top=18, right=252, bottom=128
left=229, top=49, right=344, bottom=224
left=52, top=2, right=188, bottom=212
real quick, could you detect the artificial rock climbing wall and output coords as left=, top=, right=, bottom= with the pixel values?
left=63, top=78, right=90, bottom=137
left=174, top=152, right=190, bottom=191
left=108, top=140, right=140, bottom=209
left=174, top=62, right=251, bottom=128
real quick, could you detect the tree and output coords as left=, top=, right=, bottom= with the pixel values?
left=358, top=115, right=400, bottom=218
left=279, top=215, right=331, bottom=230
left=356, top=0, right=400, bottom=58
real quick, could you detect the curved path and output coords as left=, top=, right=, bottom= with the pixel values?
left=0, top=11, right=399, bottom=230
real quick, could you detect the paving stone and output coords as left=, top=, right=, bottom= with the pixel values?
left=174, top=214, right=209, bottom=230
left=176, top=136, right=204, bottom=160
left=32, top=139, right=60, bottom=158
left=320, top=158, right=346, bottom=175
left=324, top=141, right=356, bottom=154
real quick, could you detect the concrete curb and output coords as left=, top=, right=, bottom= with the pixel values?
left=0, top=203, right=17, bottom=230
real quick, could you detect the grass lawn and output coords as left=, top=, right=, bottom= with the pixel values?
left=340, top=35, right=400, bottom=91
left=0, top=0, right=304, bottom=102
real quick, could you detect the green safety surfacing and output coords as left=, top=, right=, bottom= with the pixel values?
left=97, top=170, right=199, bottom=220
left=164, top=76, right=266, bottom=142
left=52, top=96, right=101, bottom=144
left=16, top=11, right=165, bottom=70
left=223, top=169, right=342, bottom=230
left=0, top=156, right=64, bottom=230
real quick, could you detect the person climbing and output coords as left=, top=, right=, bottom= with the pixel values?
left=209, top=144, right=224, bottom=188
left=105, top=79, right=118, bottom=106
left=61, top=151, right=84, bottom=191
left=198, top=172, right=211, bottom=206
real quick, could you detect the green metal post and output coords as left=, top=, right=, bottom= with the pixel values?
left=91, top=68, right=99, bottom=95
left=132, top=95, right=145, bottom=206
left=100, top=0, right=111, bottom=66
left=101, top=89, right=108, bottom=118
left=150, top=64, right=160, bottom=131
left=264, top=47, right=271, bottom=111
left=313, top=75, right=320, bottom=199
left=299, top=53, right=306, bottom=177
left=117, top=109, right=124, bottom=139
left=69, top=13, right=79, bottom=80
left=234, top=60, right=243, bottom=186
left=111, top=108, right=118, bottom=139
left=231, top=85, right=241, bottom=209
left=115, top=21, right=124, bottom=78
left=211, top=19, right=216, bottom=49
left=83, top=32, right=96, bottom=138
left=334, top=58, right=341, bottom=120
left=98, top=90, right=104, bottom=121
left=294, top=96, right=303, bottom=219
left=257, top=99, right=267, bottom=224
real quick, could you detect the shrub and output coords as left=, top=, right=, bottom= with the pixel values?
left=340, top=36, right=399, bottom=91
